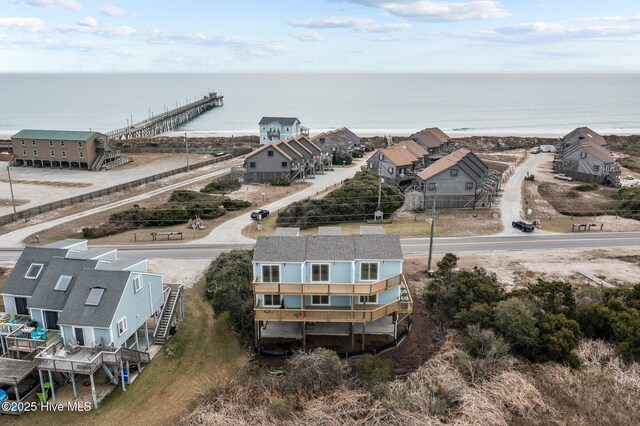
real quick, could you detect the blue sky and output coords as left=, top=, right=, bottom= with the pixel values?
left=1, top=0, right=639, bottom=72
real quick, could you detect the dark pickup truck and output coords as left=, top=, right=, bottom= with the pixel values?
left=512, top=220, right=535, bottom=232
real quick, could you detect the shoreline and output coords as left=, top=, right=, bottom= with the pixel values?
left=1, top=129, right=639, bottom=140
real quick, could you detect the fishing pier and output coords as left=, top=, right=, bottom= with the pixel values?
left=107, top=91, right=223, bottom=139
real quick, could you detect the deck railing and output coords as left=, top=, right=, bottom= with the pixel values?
left=34, top=341, right=125, bottom=374
left=253, top=274, right=402, bottom=296
left=254, top=276, right=413, bottom=323
left=5, top=326, right=58, bottom=352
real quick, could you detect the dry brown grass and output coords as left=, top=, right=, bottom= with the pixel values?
left=181, top=338, right=640, bottom=426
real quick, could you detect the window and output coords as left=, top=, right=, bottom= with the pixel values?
left=22, top=149, right=27, bottom=156
left=593, top=165, right=600, bottom=172
left=249, top=162, right=256, bottom=168
left=319, top=138, right=325, bottom=144
left=49, top=140, right=53, bottom=146
left=580, top=152, right=587, bottom=158
left=33, top=150, right=38, bottom=156
left=268, top=150, right=274, bottom=157
left=32, top=140, right=36, bottom=146
left=368, top=162, right=373, bottom=169
left=282, top=161, right=288, bottom=167
left=388, top=167, right=394, bottom=174
left=451, top=168, right=458, bottom=176
left=134, top=275, right=143, bottom=293
left=79, top=151, right=84, bottom=158
left=359, top=294, right=378, bottom=304
left=311, top=264, right=330, bottom=282
left=399, top=167, right=406, bottom=175
left=286, top=127, right=290, bottom=131
left=428, top=183, right=436, bottom=191
left=62, top=151, right=66, bottom=158
left=54, top=275, right=72, bottom=291
left=117, top=317, right=127, bottom=336
left=262, top=265, right=280, bottom=282
left=51, top=150, right=55, bottom=157
left=78, top=141, right=82, bottom=148
left=85, top=287, right=105, bottom=306
left=360, top=263, right=379, bottom=281
left=311, top=295, right=330, bottom=305
left=466, top=182, right=474, bottom=190
left=379, top=154, right=384, bottom=160
left=21, top=139, right=25, bottom=145
left=60, top=141, right=65, bottom=147
left=263, top=294, right=281, bottom=307
left=25, top=263, right=44, bottom=279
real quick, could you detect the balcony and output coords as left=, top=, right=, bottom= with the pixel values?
left=5, top=325, right=60, bottom=353
left=267, top=130, right=281, bottom=140
left=254, top=275, right=413, bottom=323
left=254, top=274, right=402, bottom=296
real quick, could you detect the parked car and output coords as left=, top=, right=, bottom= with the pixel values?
left=512, top=220, right=535, bottom=232
left=530, top=147, right=541, bottom=154
left=540, top=145, right=555, bottom=152
left=624, top=175, right=635, bottom=181
left=553, top=174, right=573, bottom=181
left=251, top=209, right=269, bottom=220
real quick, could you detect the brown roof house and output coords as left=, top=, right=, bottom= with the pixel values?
left=406, top=148, right=501, bottom=209
left=243, top=135, right=330, bottom=182
left=409, top=127, right=453, bottom=159
left=558, top=128, right=620, bottom=186
left=366, top=144, right=424, bottom=186
left=312, top=127, right=361, bottom=154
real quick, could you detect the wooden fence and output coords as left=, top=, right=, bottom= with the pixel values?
left=0, top=148, right=251, bottom=226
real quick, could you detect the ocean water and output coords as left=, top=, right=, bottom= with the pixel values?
left=0, top=73, right=639, bottom=136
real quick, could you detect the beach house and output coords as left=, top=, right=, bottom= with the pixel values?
left=0, top=239, right=184, bottom=413
left=252, top=230, right=413, bottom=352
left=243, top=135, right=331, bottom=182
left=312, top=127, right=361, bottom=154
left=408, top=148, right=501, bottom=209
left=366, top=142, right=426, bottom=186
left=10, top=129, right=114, bottom=171
left=259, top=117, right=309, bottom=144
left=555, top=127, right=620, bottom=187
left=409, top=127, right=453, bottom=159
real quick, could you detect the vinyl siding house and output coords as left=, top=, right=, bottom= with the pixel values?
left=253, top=232, right=413, bottom=351
left=556, top=127, right=620, bottom=187
left=366, top=142, right=427, bottom=186
left=0, top=239, right=184, bottom=412
left=313, top=127, right=361, bottom=154
left=243, top=136, right=331, bottom=182
left=410, top=127, right=453, bottom=159
left=11, top=129, right=109, bottom=170
left=409, top=148, right=500, bottom=209
left=259, top=117, right=309, bottom=144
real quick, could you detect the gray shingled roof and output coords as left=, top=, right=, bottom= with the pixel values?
left=96, top=258, right=147, bottom=271
left=58, top=269, right=130, bottom=328
left=12, top=129, right=103, bottom=141
left=259, top=117, right=300, bottom=126
left=253, top=234, right=402, bottom=262
left=28, top=257, right=99, bottom=311
left=1, top=247, right=68, bottom=297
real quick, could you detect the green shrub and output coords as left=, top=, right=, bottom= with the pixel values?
left=170, top=190, right=214, bottom=203
left=222, top=198, right=251, bottom=210
left=81, top=226, right=118, bottom=239
left=287, top=348, right=348, bottom=396
left=353, top=354, right=390, bottom=394
left=185, top=203, right=226, bottom=220
left=270, top=177, right=292, bottom=186
left=332, top=151, right=353, bottom=165
left=463, top=324, right=509, bottom=359
left=573, top=183, right=598, bottom=192
left=527, top=279, right=576, bottom=316
left=493, top=298, right=540, bottom=358
left=277, top=171, right=403, bottom=228
left=538, top=313, right=582, bottom=367
left=200, top=178, right=241, bottom=194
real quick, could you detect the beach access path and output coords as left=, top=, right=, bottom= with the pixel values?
left=498, top=152, right=552, bottom=235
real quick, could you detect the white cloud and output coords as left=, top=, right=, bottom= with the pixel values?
left=357, top=23, right=411, bottom=33
left=291, top=31, right=325, bottom=42
left=463, top=21, right=640, bottom=44
left=0, top=17, right=47, bottom=33
left=101, top=4, right=134, bottom=17
left=26, top=0, right=83, bottom=11
left=345, top=0, right=509, bottom=22
left=573, top=15, right=640, bottom=23
left=287, top=16, right=372, bottom=29
left=78, top=16, right=97, bottom=27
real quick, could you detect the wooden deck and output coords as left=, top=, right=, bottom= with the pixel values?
left=0, top=357, right=37, bottom=385
left=0, top=314, right=31, bottom=336
left=6, top=327, right=58, bottom=353
left=253, top=274, right=403, bottom=296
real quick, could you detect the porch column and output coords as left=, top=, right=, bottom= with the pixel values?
left=13, top=384, right=20, bottom=402
left=361, top=322, right=366, bottom=352
left=302, top=322, right=307, bottom=351
left=144, top=321, right=150, bottom=350
left=48, top=370, right=56, bottom=404
left=350, top=323, right=355, bottom=351
left=89, top=373, right=98, bottom=409
left=120, top=359, right=126, bottom=392
left=38, top=369, right=47, bottom=403
left=126, top=360, right=130, bottom=383
left=134, top=330, right=140, bottom=350
left=70, top=373, right=77, bottom=399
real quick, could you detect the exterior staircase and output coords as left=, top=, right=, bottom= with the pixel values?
left=154, top=284, right=183, bottom=345
left=605, top=173, right=622, bottom=188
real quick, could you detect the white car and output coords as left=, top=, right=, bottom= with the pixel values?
left=530, top=147, right=541, bottom=154
left=553, top=173, right=573, bottom=181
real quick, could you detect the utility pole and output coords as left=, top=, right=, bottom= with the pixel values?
left=426, top=185, right=437, bottom=276
left=7, top=164, right=17, bottom=219
left=185, top=132, right=190, bottom=171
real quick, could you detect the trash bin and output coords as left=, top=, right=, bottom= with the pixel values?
left=169, top=325, right=176, bottom=335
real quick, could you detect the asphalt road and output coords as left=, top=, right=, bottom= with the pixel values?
left=1, top=232, right=639, bottom=261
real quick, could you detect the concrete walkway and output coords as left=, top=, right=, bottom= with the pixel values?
left=195, top=161, right=367, bottom=244
left=498, top=152, right=552, bottom=235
